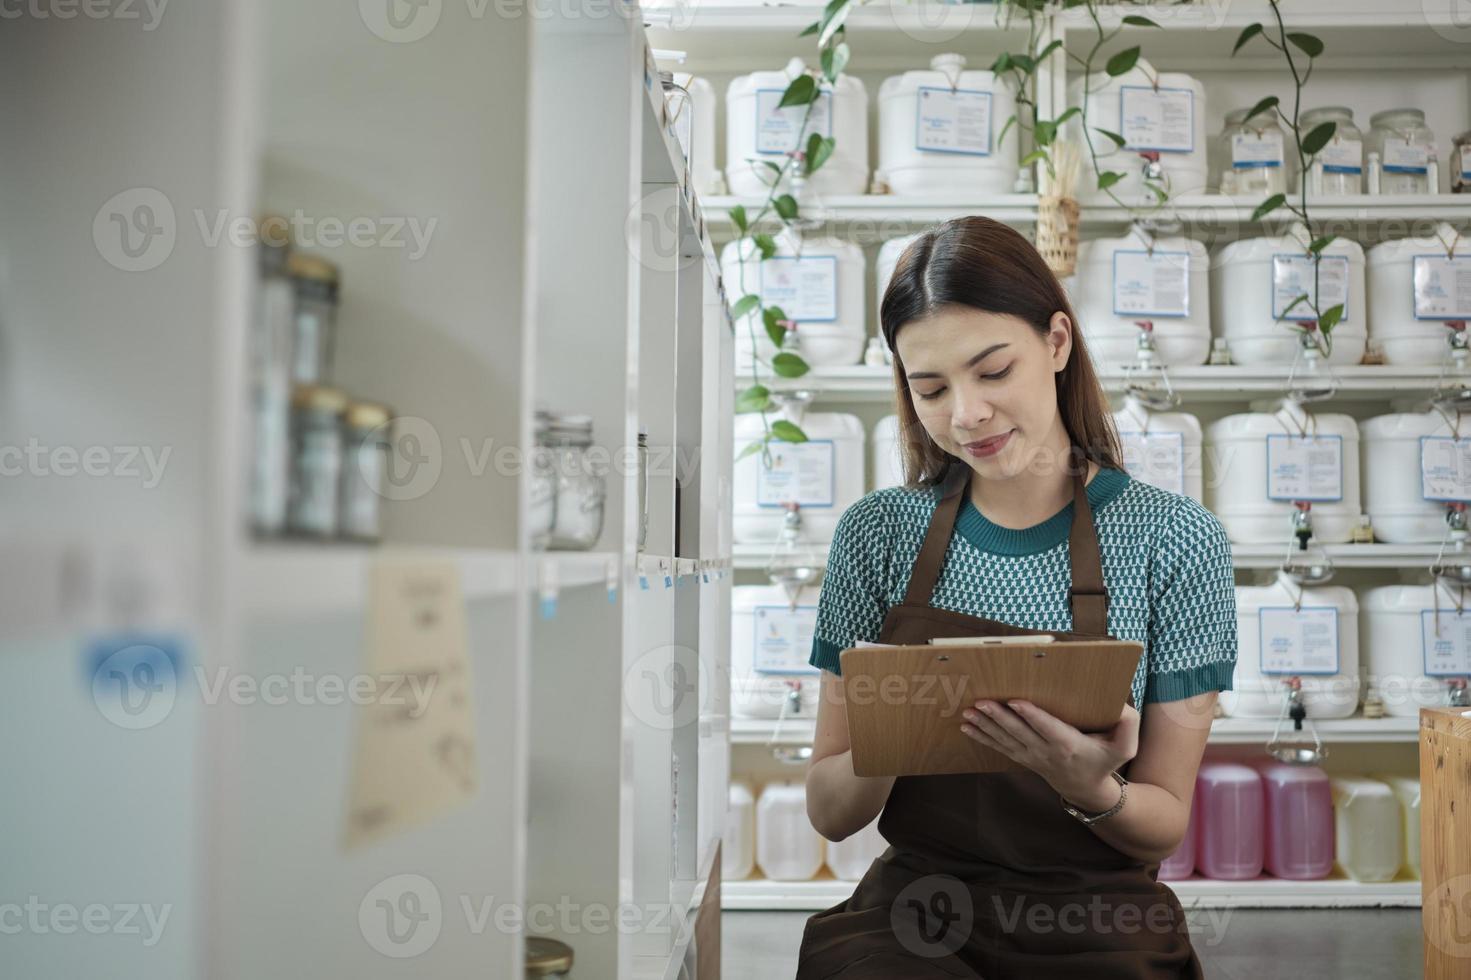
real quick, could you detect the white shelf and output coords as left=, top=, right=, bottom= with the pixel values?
left=735, top=541, right=1452, bottom=572
left=722, top=871, right=1421, bottom=911
left=737, top=364, right=1454, bottom=402
left=731, top=714, right=1419, bottom=747
left=701, top=194, right=1041, bottom=239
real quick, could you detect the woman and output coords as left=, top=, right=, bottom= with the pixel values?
left=795, top=216, right=1236, bottom=979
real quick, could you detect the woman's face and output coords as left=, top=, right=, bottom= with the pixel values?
left=894, top=305, right=1074, bottom=480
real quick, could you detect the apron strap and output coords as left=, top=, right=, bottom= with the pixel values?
left=901, top=456, right=1111, bottom=636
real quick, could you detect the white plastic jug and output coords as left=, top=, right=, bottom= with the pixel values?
left=723, top=781, right=756, bottom=881
left=731, top=584, right=821, bottom=720
left=726, top=58, right=869, bottom=197
left=1362, top=582, right=1471, bottom=718
left=1374, top=774, right=1421, bottom=880
left=877, top=53, right=1019, bottom=195
left=1111, top=394, right=1203, bottom=501
left=1211, top=226, right=1367, bottom=367
left=1222, top=572, right=1361, bottom=720
left=1073, top=230, right=1211, bottom=369
left=733, top=405, right=865, bottom=544
left=672, top=73, right=721, bottom=198
left=1205, top=400, right=1362, bottom=545
left=872, top=414, right=905, bottom=491
left=1367, top=223, right=1471, bottom=366
left=825, top=815, right=888, bottom=881
left=756, top=781, right=826, bottom=881
left=721, top=233, right=866, bottom=368
left=875, top=233, right=921, bottom=321
left=1331, top=776, right=1403, bottom=883
left=1361, top=409, right=1471, bottom=544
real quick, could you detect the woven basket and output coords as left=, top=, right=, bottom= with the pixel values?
left=1036, top=194, right=1081, bottom=279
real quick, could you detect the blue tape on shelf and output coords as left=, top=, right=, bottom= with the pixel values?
left=608, top=586, right=618, bottom=604
left=639, top=575, right=650, bottom=591
left=541, top=596, right=557, bottom=620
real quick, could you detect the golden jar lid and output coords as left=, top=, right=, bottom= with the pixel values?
left=287, top=252, right=339, bottom=284
left=343, top=400, right=392, bottom=431
left=257, top=214, right=292, bottom=249
left=525, top=936, right=574, bottom=976
left=290, top=384, right=349, bottom=414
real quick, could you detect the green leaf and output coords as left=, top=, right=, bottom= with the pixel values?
left=770, top=419, right=809, bottom=442
left=1054, top=106, right=1081, bottom=127
left=817, top=0, right=851, bottom=48
left=763, top=306, right=788, bottom=347
left=798, top=20, right=819, bottom=37
left=1318, top=303, right=1345, bottom=333
left=990, top=52, right=1013, bottom=74
left=1145, top=181, right=1169, bottom=204
left=1280, top=293, right=1310, bottom=318
left=736, top=441, right=764, bottom=462
left=1011, top=53, right=1036, bottom=74
left=1020, top=149, right=1049, bottom=167
left=778, top=74, right=817, bottom=109
left=752, top=234, right=778, bottom=260
left=1094, top=127, right=1126, bottom=149
left=759, top=160, right=784, bottom=178
left=821, top=41, right=850, bottom=82
left=997, top=114, right=1017, bottom=149
left=805, top=134, right=836, bottom=175
left=1287, top=32, right=1324, bottom=58
left=1122, top=14, right=1161, bottom=28
left=1232, top=23, right=1263, bottom=55
left=729, top=204, right=748, bottom=233
left=1035, top=38, right=1063, bottom=63
left=735, top=384, right=772, bottom=414
left=771, top=352, right=810, bottom=378
left=731, top=294, right=761, bottom=319
left=1105, top=46, right=1141, bottom=77
left=1301, top=120, right=1337, bottom=157
left=1097, top=171, right=1125, bottom=191
left=1034, top=120, right=1057, bottom=146
left=1242, top=96, right=1279, bottom=125
left=773, top=195, right=799, bottom=221
left=1308, top=236, right=1336, bottom=254
left=1251, top=193, right=1287, bottom=221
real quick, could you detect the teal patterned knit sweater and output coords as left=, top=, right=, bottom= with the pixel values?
left=809, top=466, right=1238, bottom=707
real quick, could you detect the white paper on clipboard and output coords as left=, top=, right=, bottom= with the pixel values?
left=931, top=634, right=1057, bottom=646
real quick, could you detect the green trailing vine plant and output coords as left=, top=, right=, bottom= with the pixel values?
left=1232, top=0, right=1343, bottom=356
left=729, top=0, right=851, bottom=464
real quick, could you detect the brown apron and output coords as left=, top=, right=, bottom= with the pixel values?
left=795, top=460, right=1205, bottom=980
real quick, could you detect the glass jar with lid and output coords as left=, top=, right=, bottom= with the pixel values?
left=1218, top=106, right=1288, bottom=197
left=637, top=430, right=649, bottom=551
left=1367, top=107, right=1437, bottom=195
left=528, top=410, right=557, bottom=549
left=339, top=401, right=392, bottom=542
left=288, top=384, right=349, bottom=538
left=1453, top=129, right=1471, bottom=195
left=287, top=252, right=340, bottom=384
left=541, top=412, right=605, bottom=551
left=525, top=936, right=573, bottom=978
left=1301, top=106, right=1364, bottom=196
left=248, top=215, right=295, bottom=536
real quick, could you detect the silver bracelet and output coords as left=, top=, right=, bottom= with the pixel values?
left=1060, top=770, right=1128, bottom=826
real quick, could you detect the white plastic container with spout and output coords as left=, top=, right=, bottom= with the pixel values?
left=672, top=72, right=721, bottom=198
left=875, top=233, right=921, bottom=320
left=877, top=53, right=1019, bottom=195
left=1205, top=401, right=1362, bottom=545
left=721, top=234, right=866, bottom=367
left=1373, top=774, right=1421, bottom=880
left=1073, top=230, right=1211, bottom=369
left=731, top=584, right=821, bottom=720
left=1211, top=226, right=1367, bottom=367
left=1066, top=58, right=1209, bottom=205
left=1367, top=224, right=1471, bottom=366
left=733, top=405, right=865, bottom=544
left=723, top=781, right=756, bottom=881
left=1111, top=394, right=1203, bottom=501
left=1221, top=573, right=1361, bottom=719
left=756, top=781, right=826, bottom=881
left=1331, top=777, right=1403, bottom=883
left=726, top=57, right=869, bottom=197
left=826, top=815, right=888, bottom=881
left=1361, top=409, right=1471, bottom=543
left=872, top=414, right=905, bottom=491
left=1362, top=582, right=1471, bottom=718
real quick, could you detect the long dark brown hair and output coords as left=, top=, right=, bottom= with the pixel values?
left=879, top=216, right=1122, bottom=488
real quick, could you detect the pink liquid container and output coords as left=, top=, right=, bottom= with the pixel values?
left=1195, top=761, right=1264, bottom=880
left=1259, top=762, right=1335, bottom=880
left=1158, top=795, right=1198, bottom=880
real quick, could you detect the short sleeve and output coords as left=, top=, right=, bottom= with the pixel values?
left=809, top=494, right=894, bottom=676
left=1143, top=497, right=1238, bottom=704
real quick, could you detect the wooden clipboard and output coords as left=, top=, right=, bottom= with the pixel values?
left=839, top=639, right=1143, bottom=777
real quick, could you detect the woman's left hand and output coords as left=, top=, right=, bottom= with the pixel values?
left=960, top=699, right=1140, bottom=812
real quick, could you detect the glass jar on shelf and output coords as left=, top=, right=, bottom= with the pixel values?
left=529, top=410, right=556, bottom=550
left=287, top=384, right=349, bottom=538
left=636, top=430, right=649, bottom=551
left=287, top=252, right=340, bottom=384
left=1218, top=107, right=1288, bottom=197
left=1453, top=129, right=1471, bottom=195
left=248, top=216, right=295, bottom=536
left=1301, top=106, right=1363, bottom=196
left=339, top=400, right=393, bottom=543
left=541, top=412, right=605, bottom=551
left=1367, top=107, right=1437, bottom=195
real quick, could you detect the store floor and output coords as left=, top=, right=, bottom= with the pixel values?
left=722, top=908, right=1423, bottom=979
